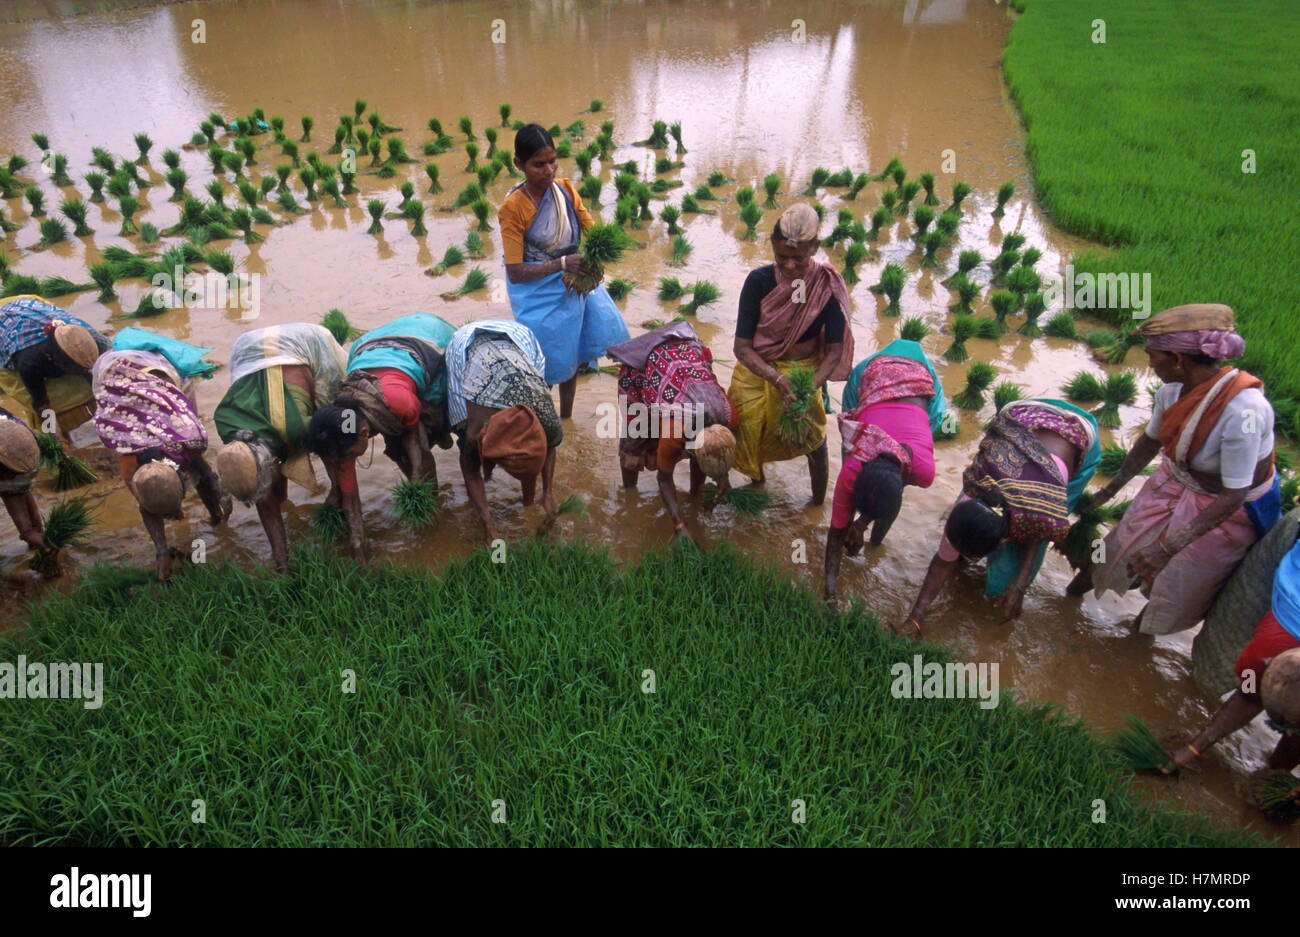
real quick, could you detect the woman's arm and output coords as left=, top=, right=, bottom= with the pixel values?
left=812, top=342, right=843, bottom=388
left=504, top=254, right=589, bottom=284
left=459, top=445, right=499, bottom=544
left=995, top=540, right=1042, bottom=621
left=540, top=446, right=557, bottom=517
left=2, top=491, right=47, bottom=550
left=824, top=523, right=850, bottom=599
left=323, top=457, right=366, bottom=561
left=904, top=552, right=959, bottom=633
left=734, top=337, right=794, bottom=405
left=1091, top=434, right=1160, bottom=507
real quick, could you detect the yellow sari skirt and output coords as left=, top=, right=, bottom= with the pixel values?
left=728, top=358, right=826, bottom=481
left=0, top=368, right=95, bottom=433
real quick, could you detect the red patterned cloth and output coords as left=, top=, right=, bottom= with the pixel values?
left=617, top=337, right=735, bottom=466
left=850, top=356, right=936, bottom=414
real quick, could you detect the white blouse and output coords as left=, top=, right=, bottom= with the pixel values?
left=1145, top=382, right=1274, bottom=488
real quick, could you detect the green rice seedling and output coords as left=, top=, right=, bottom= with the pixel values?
left=116, top=195, right=139, bottom=236
left=298, top=115, right=313, bottom=143
left=594, top=132, right=613, bottom=160
left=396, top=181, right=416, bottom=211
left=124, top=289, right=172, bottom=319
left=87, top=148, right=114, bottom=175
left=950, top=274, right=981, bottom=314
left=891, top=166, right=907, bottom=190
left=37, top=218, right=67, bottom=247
left=564, top=120, right=585, bottom=140
left=326, top=125, right=345, bottom=154
left=682, top=280, right=720, bottom=315
left=1097, top=442, right=1128, bottom=477
left=45, top=440, right=96, bottom=491
left=270, top=116, right=285, bottom=140
left=453, top=266, right=490, bottom=296
left=703, top=170, right=725, bottom=188
left=658, top=277, right=687, bottom=301
left=199, top=121, right=216, bottom=144
left=238, top=178, right=260, bottom=211
left=950, top=180, right=972, bottom=211
left=50, top=154, right=73, bottom=186
left=1254, top=771, right=1300, bottom=820
left=2, top=275, right=41, bottom=298
left=1020, top=246, right=1042, bottom=269
left=5, top=154, right=27, bottom=176
left=371, top=112, right=402, bottom=134
left=427, top=244, right=464, bottom=276
left=634, top=183, right=653, bottom=221
left=739, top=201, right=763, bottom=240
left=761, top=173, right=781, bottom=208
left=203, top=249, right=242, bottom=284
left=340, top=114, right=356, bottom=145
left=900, top=317, right=930, bottom=342
left=1094, top=372, right=1137, bottom=428
left=993, top=381, right=1024, bottom=413
left=659, top=204, right=682, bottom=235
left=692, top=183, right=718, bottom=203
left=311, top=502, right=348, bottom=542
left=59, top=198, right=92, bottom=237
left=945, top=315, right=977, bottom=363
left=880, top=189, right=897, bottom=214
left=424, top=162, right=442, bottom=195
left=321, top=309, right=363, bottom=345
left=390, top=476, right=440, bottom=530
left=654, top=155, right=680, bottom=174
left=871, top=262, right=906, bottom=314
left=30, top=496, right=95, bottom=575
left=989, top=290, right=1017, bottom=334
left=954, top=361, right=996, bottom=410
left=24, top=186, right=45, bottom=216
left=936, top=209, right=961, bottom=239
left=636, top=120, right=669, bottom=148
left=920, top=231, right=945, bottom=268
left=735, top=186, right=755, bottom=207
left=498, top=103, right=512, bottom=127
left=1002, top=233, right=1027, bottom=253
left=612, top=171, right=636, bottom=201
left=825, top=168, right=854, bottom=188
left=776, top=361, right=820, bottom=448
left=599, top=120, right=614, bottom=139
left=1044, top=312, right=1077, bottom=339
left=575, top=152, right=593, bottom=177
left=681, top=193, right=709, bottom=214
left=162, top=167, right=186, bottom=202
left=1111, top=715, right=1174, bottom=773
left=464, top=230, right=484, bottom=257
left=822, top=209, right=853, bottom=248
left=204, top=179, right=227, bottom=210
left=874, top=156, right=903, bottom=182
left=338, top=162, right=357, bottom=195
left=229, top=208, right=262, bottom=243
left=454, top=182, right=483, bottom=209
left=912, top=205, right=934, bottom=237
left=365, top=199, right=385, bottom=235
left=0, top=209, right=13, bottom=234
left=802, top=167, right=830, bottom=195
left=84, top=172, right=106, bottom=202
left=842, top=241, right=868, bottom=287
left=1099, top=328, right=1145, bottom=366
left=385, top=137, right=414, bottom=165
left=299, top=167, right=318, bottom=202
left=356, top=127, right=372, bottom=158
left=868, top=207, right=891, bottom=240
left=994, top=181, right=1015, bottom=216
left=321, top=179, right=345, bottom=207
left=991, top=249, right=1020, bottom=285
left=667, top=121, right=686, bottom=154
left=484, top=126, right=499, bottom=160
left=1018, top=293, right=1047, bottom=337
left=1085, top=328, right=1117, bottom=349
left=352, top=100, right=367, bottom=124
left=579, top=176, right=602, bottom=204
left=89, top=262, right=117, bottom=302
left=972, top=318, right=1001, bottom=340
left=844, top=172, right=869, bottom=201
left=550, top=493, right=586, bottom=520
left=1007, top=265, right=1041, bottom=303
left=208, top=147, right=228, bottom=177
left=669, top=234, right=692, bottom=266
left=132, top=132, right=152, bottom=163
left=223, top=152, right=244, bottom=177
left=919, top=173, right=940, bottom=206
left=897, top=180, right=922, bottom=215
left=470, top=198, right=491, bottom=232
left=259, top=176, right=277, bottom=199
left=1062, top=370, right=1104, bottom=403
left=458, top=116, right=475, bottom=142
left=236, top=136, right=256, bottom=166
left=702, top=484, right=772, bottom=516
left=606, top=278, right=634, bottom=301
left=563, top=222, right=636, bottom=296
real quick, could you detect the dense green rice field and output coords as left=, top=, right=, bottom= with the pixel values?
left=0, top=543, right=1254, bottom=846
left=1004, top=0, right=1300, bottom=435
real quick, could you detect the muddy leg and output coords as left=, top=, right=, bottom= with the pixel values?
left=1066, top=561, right=1094, bottom=597
left=1269, top=734, right=1300, bottom=772
left=558, top=376, right=577, bottom=419
left=807, top=441, right=828, bottom=506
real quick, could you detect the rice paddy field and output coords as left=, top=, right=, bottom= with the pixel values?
left=0, top=0, right=1296, bottom=845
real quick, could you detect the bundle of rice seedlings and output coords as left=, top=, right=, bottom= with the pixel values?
left=325, top=125, right=345, bottom=155
left=890, top=166, right=907, bottom=190
left=390, top=477, right=440, bottom=530
left=236, top=136, right=257, bottom=166
left=38, top=276, right=94, bottom=297
left=2, top=275, right=41, bottom=298
left=802, top=167, right=830, bottom=195
left=366, top=199, right=385, bottom=235
left=1016, top=292, right=1047, bottom=337
left=760, top=173, right=782, bottom=208
left=498, top=103, right=512, bottom=127
left=269, top=116, right=286, bottom=140
left=405, top=201, right=429, bottom=236
left=464, top=230, right=484, bottom=257
left=880, top=189, right=898, bottom=215
left=89, top=147, right=114, bottom=173
left=89, top=262, right=118, bottom=302
left=122, top=160, right=150, bottom=188
left=1062, top=370, right=1104, bottom=403
left=52, top=199, right=85, bottom=243
left=913, top=172, right=938, bottom=206
left=50, top=154, right=73, bottom=187
left=85, top=172, right=106, bottom=203
left=454, top=182, right=483, bottom=209
left=874, top=157, right=903, bottom=183
left=949, top=275, right=981, bottom=315
left=31, top=496, right=96, bottom=575
left=680, top=193, right=709, bottom=214
left=448, top=266, right=489, bottom=297
left=276, top=189, right=304, bottom=214
left=991, top=249, right=1020, bottom=285
left=682, top=280, right=720, bottom=315
left=1110, top=715, right=1174, bottom=773
left=37, top=218, right=67, bottom=247
left=614, top=197, right=637, bottom=230
left=900, top=317, right=930, bottom=342
left=367, top=139, right=383, bottom=168
left=595, top=133, right=613, bottom=160
left=871, top=262, right=906, bottom=314
left=116, top=195, right=140, bottom=236
left=1099, top=327, right=1145, bottom=365
left=822, top=210, right=853, bottom=249
left=579, top=176, right=602, bottom=204
left=321, top=309, right=363, bottom=345
left=654, top=155, right=680, bottom=174
left=989, top=290, right=1017, bottom=334
left=636, top=120, right=669, bottom=148
left=296, top=114, right=312, bottom=143
left=897, top=181, right=921, bottom=215
left=238, top=178, right=261, bottom=211
left=612, top=171, right=637, bottom=202
left=312, top=502, right=348, bottom=542
left=1043, top=312, right=1077, bottom=340
left=775, top=362, right=820, bottom=448
left=1254, top=771, right=1300, bottom=820
left=574, top=152, right=594, bottom=178
left=734, top=186, right=755, bottom=208
left=36, top=433, right=97, bottom=489
left=658, top=204, right=682, bottom=235
left=842, top=242, right=868, bottom=287
left=356, top=127, right=372, bottom=158
left=935, top=209, right=961, bottom=239
left=298, top=167, right=320, bottom=202
left=991, top=380, right=1025, bottom=413
left=920, top=230, right=945, bottom=268
left=372, top=112, right=402, bottom=135
left=954, top=362, right=996, bottom=410
left=463, top=141, right=479, bottom=173
left=946, top=180, right=972, bottom=212
left=945, top=315, right=977, bottom=363
left=701, top=484, right=772, bottom=516
left=1057, top=491, right=1125, bottom=571
left=427, top=244, right=465, bottom=276
left=912, top=205, right=934, bottom=237
left=1007, top=265, right=1041, bottom=301
left=739, top=201, right=763, bottom=239
left=131, top=132, right=152, bottom=163
left=1097, top=442, right=1129, bottom=477
left=994, top=181, right=1015, bottom=216
left=229, top=207, right=262, bottom=243
left=634, top=183, right=654, bottom=221
left=24, top=186, right=46, bottom=217
left=669, top=234, right=692, bottom=266
left=665, top=121, right=686, bottom=153
left=458, top=117, right=478, bottom=142
left=469, top=197, right=492, bottom=232
left=658, top=277, right=687, bottom=301
left=561, top=222, right=636, bottom=297
left=1020, top=246, right=1042, bottom=269
left=224, top=152, right=245, bottom=177
left=105, top=172, right=132, bottom=200
left=606, top=278, right=634, bottom=301
left=1094, top=372, right=1137, bottom=428
left=868, top=207, right=892, bottom=240
left=553, top=493, right=587, bottom=519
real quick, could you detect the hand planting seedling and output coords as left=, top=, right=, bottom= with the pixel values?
left=700, top=483, right=772, bottom=516
left=945, top=314, right=977, bottom=363
left=312, top=502, right=348, bottom=542
left=30, top=496, right=96, bottom=576
left=871, top=263, right=906, bottom=314
left=775, top=361, right=819, bottom=449
left=1057, top=490, right=1129, bottom=572
left=954, top=362, right=996, bottom=410
left=1110, top=714, right=1175, bottom=773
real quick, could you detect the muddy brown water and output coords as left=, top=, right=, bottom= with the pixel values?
left=0, top=0, right=1293, bottom=843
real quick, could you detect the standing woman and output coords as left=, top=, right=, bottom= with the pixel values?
left=730, top=203, right=854, bottom=503
left=499, top=124, right=630, bottom=418
left=824, top=339, right=945, bottom=605
left=901, top=398, right=1100, bottom=638
left=91, top=347, right=229, bottom=580
left=1089, top=304, right=1277, bottom=635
